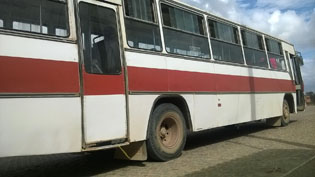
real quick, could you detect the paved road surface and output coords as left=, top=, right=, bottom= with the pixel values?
left=1, top=106, right=315, bottom=177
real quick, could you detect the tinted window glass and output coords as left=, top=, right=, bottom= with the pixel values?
left=0, top=0, right=69, bottom=37
left=79, top=2, right=121, bottom=75
left=124, top=0, right=162, bottom=51
left=124, top=0, right=154, bottom=22
left=209, top=20, right=239, bottom=43
left=162, top=4, right=210, bottom=58
left=241, top=30, right=268, bottom=67
left=42, top=0, right=68, bottom=37
left=265, top=38, right=285, bottom=70
left=285, top=51, right=293, bottom=79
left=209, top=19, right=243, bottom=64
left=244, top=48, right=268, bottom=67
left=266, top=38, right=282, bottom=54
left=211, top=40, right=243, bottom=64
left=162, top=4, right=204, bottom=35
left=125, top=19, right=161, bottom=51
left=241, top=30, right=264, bottom=50
left=164, top=28, right=210, bottom=58
left=269, top=53, right=286, bottom=71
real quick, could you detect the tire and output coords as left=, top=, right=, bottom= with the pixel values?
left=281, top=100, right=290, bottom=126
left=146, top=103, right=187, bottom=161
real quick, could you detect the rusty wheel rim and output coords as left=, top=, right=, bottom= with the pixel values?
left=283, top=102, right=290, bottom=121
left=156, top=113, right=183, bottom=153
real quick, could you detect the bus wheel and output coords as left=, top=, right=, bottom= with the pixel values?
left=147, top=103, right=187, bottom=161
left=281, top=100, right=290, bottom=126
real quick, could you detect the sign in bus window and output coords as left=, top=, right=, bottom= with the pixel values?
left=79, top=2, right=121, bottom=75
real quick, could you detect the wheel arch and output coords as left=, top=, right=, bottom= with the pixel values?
left=148, top=95, right=193, bottom=134
left=284, top=93, right=295, bottom=113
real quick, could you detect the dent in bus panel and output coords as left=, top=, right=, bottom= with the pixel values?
left=0, top=0, right=69, bottom=37
left=79, top=3, right=121, bottom=75
left=124, top=0, right=162, bottom=51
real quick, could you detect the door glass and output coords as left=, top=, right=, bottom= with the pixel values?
left=79, top=2, right=121, bottom=75
left=291, top=55, right=300, bottom=85
left=285, top=51, right=293, bottom=80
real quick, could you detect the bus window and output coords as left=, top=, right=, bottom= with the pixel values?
left=266, top=38, right=286, bottom=71
left=241, top=30, right=268, bottom=68
left=0, top=19, right=3, bottom=28
left=41, top=0, right=69, bottom=37
left=208, top=19, right=243, bottom=64
left=124, top=0, right=162, bottom=51
left=0, top=0, right=69, bottom=37
left=161, top=4, right=210, bottom=58
left=79, top=2, right=121, bottom=75
left=285, top=51, right=293, bottom=80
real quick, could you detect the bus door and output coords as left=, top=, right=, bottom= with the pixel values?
left=78, top=0, right=127, bottom=146
left=290, top=52, right=305, bottom=110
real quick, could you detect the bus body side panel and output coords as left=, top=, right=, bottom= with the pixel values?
left=0, top=97, right=81, bottom=157
left=125, top=51, right=295, bottom=142
left=0, top=34, right=82, bottom=157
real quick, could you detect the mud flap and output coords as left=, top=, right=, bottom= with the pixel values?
left=114, top=141, right=147, bottom=161
left=266, top=117, right=281, bottom=127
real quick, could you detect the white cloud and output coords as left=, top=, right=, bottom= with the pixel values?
left=256, top=0, right=315, bottom=10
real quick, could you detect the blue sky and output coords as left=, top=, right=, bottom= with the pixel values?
left=181, top=0, right=315, bottom=92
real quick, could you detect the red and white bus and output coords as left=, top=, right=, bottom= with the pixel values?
left=0, top=0, right=305, bottom=161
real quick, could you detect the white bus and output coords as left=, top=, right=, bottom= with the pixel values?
left=0, top=0, right=305, bottom=161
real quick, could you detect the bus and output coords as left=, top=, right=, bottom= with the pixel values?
left=0, top=0, right=305, bottom=161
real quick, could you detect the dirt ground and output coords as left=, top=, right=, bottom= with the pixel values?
left=1, top=106, right=315, bottom=177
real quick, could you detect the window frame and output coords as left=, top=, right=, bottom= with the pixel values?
left=241, top=29, right=265, bottom=52
left=122, top=0, right=162, bottom=52
left=207, top=17, right=241, bottom=45
left=265, top=38, right=283, bottom=56
left=0, top=0, right=70, bottom=38
left=160, top=2, right=207, bottom=38
left=240, top=29, right=270, bottom=68
left=207, top=17, right=244, bottom=64
left=78, top=1, right=122, bottom=75
left=265, top=38, right=286, bottom=71
left=123, top=0, right=158, bottom=24
left=160, top=2, right=210, bottom=59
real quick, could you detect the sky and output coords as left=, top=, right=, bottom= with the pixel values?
left=181, top=0, right=315, bottom=92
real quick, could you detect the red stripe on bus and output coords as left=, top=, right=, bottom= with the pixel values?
left=127, top=66, right=296, bottom=93
left=0, top=56, right=80, bottom=94
left=83, top=66, right=125, bottom=95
